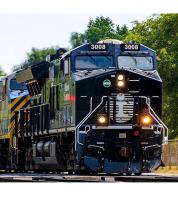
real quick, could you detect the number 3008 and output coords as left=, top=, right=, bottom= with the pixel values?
left=90, top=44, right=106, bottom=50
left=124, top=44, right=139, bottom=50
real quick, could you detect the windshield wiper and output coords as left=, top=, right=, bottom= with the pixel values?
left=144, top=56, right=152, bottom=63
left=126, top=52, right=138, bottom=65
left=105, top=55, right=112, bottom=62
left=89, top=56, right=96, bottom=63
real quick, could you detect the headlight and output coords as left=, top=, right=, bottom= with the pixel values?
left=117, top=74, right=124, bottom=81
left=98, top=116, right=106, bottom=123
left=97, top=115, right=108, bottom=125
left=141, top=115, right=152, bottom=125
left=117, top=74, right=126, bottom=89
left=117, top=80, right=125, bottom=87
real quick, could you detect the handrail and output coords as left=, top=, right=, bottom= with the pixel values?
left=138, top=96, right=168, bottom=144
left=75, top=96, right=107, bottom=150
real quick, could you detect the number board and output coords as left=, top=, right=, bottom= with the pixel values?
left=120, top=44, right=140, bottom=51
left=89, top=44, right=108, bottom=51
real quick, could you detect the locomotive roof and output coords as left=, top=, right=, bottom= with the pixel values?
left=0, top=72, right=16, bottom=81
left=68, top=42, right=156, bottom=55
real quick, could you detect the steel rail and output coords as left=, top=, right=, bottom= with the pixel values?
left=0, top=173, right=178, bottom=182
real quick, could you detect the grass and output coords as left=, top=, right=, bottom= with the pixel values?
left=155, top=166, right=178, bottom=174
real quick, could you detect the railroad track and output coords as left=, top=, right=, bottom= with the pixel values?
left=0, top=173, right=178, bottom=182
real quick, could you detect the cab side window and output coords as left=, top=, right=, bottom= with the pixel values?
left=63, top=57, right=70, bottom=77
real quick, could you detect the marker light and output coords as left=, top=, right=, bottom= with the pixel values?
left=117, top=74, right=124, bottom=81
left=141, top=115, right=152, bottom=125
left=133, top=130, right=140, bottom=137
left=118, top=81, right=125, bottom=87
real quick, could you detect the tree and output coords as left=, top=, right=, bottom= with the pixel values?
left=115, top=24, right=129, bottom=40
left=125, top=14, right=178, bottom=138
left=0, top=66, right=6, bottom=76
left=12, top=47, right=61, bottom=72
left=70, top=32, right=85, bottom=49
left=70, top=16, right=129, bottom=48
left=21, top=47, right=57, bottom=68
left=85, top=16, right=116, bottom=43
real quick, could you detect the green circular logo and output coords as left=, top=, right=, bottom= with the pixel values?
left=103, top=79, right=111, bottom=88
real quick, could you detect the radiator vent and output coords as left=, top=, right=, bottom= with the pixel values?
left=106, top=93, right=134, bottom=123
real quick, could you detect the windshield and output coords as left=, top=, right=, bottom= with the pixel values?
left=10, top=79, right=27, bottom=90
left=75, top=56, right=113, bottom=69
left=118, top=56, right=153, bottom=70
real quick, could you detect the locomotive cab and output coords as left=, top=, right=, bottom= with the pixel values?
left=0, top=73, right=29, bottom=169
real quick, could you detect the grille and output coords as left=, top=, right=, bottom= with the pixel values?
left=106, top=93, right=134, bottom=123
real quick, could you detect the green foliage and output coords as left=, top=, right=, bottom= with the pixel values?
left=21, top=47, right=57, bottom=68
left=85, top=16, right=116, bottom=43
left=12, top=47, right=59, bottom=72
left=0, top=66, right=6, bottom=76
left=70, top=32, right=86, bottom=48
left=70, top=16, right=129, bottom=48
left=116, top=25, right=129, bottom=39
left=125, top=14, right=178, bottom=139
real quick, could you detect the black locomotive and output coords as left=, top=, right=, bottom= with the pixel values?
left=0, top=40, right=168, bottom=174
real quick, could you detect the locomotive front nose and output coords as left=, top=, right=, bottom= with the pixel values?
left=116, top=74, right=126, bottom=89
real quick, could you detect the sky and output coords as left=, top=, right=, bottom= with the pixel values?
left=0, top=0, right=177, bottom=75
left=0, top=13, right=152, bottom=74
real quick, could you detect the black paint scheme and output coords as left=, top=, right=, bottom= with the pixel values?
left=0, top=42, right=165, bottom=174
